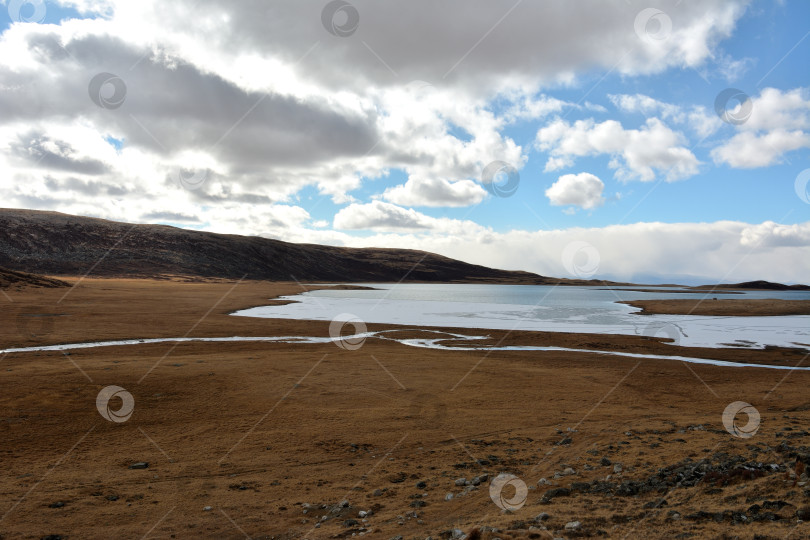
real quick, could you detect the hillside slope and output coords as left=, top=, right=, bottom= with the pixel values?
left=0, top=266, right=68, bottom=289
left=0, top=209, right=559, bottom=283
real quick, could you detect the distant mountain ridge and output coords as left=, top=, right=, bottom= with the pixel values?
left=2, top=209, right=806, bottom=289
left=0, top=209, right=575, bottom=284
left=693, top=280, right=810, bottom=291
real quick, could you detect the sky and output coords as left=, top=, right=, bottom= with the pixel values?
left=0, top=0, right=809, bottom=284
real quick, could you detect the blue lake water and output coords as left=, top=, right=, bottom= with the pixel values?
left=233, top=284, right=810, bottom=349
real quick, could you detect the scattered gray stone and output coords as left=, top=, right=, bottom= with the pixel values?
left=541, top=487, right=571, bottom=503
left=129, top=462, right=149, bottom=469
left=48, top=502, right=65, bottom=508
left=600, top=457, right=612, bottom=466
left=565, top=521, right=581, bottom=530
left=358, top=510, right=370, bottom=518
left=613, top=463, right=623, bottom=474
left=537, top=478, right=550, bottom=486
left=416, top=481, right=427, bottom=489
left=454, top=477, right=467, bottom=486
left=203, top=506, right=213, bottom=511
left=562, top=467, right=576, bottom=476
left=535, top=512, right=550, bottom=522
left=343, top=518, right=359, bottom=527
left=444, top=493, right=453, bottom=501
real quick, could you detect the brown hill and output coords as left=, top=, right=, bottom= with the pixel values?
left=0, top=209, right=577, bottom=284
left=0, top=266, right=68, bottom=289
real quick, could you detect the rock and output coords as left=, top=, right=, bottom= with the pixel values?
left=731, top=511, right=748, bottom=524
left=541, top=487, right=571, bottom=503
left=571, top=482, right=591, bottom=492
left=390, top=536, right=403, bottom=540
left=48, top=502, right=65, bottom=508
left=105, top=495, right=119, bottom=501
left=358, top=510, right=370, bottom=518
left=416, top=481, right=427, bottom=489
left=565, top=521, right=582, bottom=530
left=343, top=518, right=359, bottom=527
left=454, top=477, right=467, bottom=486
left=471, top=474, right=488, bottom=486
left=372, top=489, right=383, bottom=496
left=535, top=512, right=550, bottom=522
left=537, top=478, right=550, bottom=486
left=203, top=506, right=213, bottom=511
left=444, top=493, right=454, bottom=501
left=388, top=472, right=406, bottom=483
left=562, top=467, right=576, bottom=476
left=410, top=500, right=427, bottom=508
left=600, top=457, right=612, bottom=466
left=129, top=462, right=149, bottom=469
left=613, top=463, right=623, bottom=474
left=643, top=498, right=667, bottom=509
left=797, top=506, right=810, bottom=520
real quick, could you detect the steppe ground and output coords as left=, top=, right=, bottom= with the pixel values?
left=1, top=279, right=809, bottom=539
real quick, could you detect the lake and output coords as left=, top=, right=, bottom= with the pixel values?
left=233, top=283, right=810, bottom=349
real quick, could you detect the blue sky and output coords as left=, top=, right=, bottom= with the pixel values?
left=1, top=0, right=809, bottom=283
left=284, top=0, right=810, bottom=233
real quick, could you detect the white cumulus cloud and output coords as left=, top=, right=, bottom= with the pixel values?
left=545, top=173, right=605, bottom=210
left=535, top=118, right=700, bottom=182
